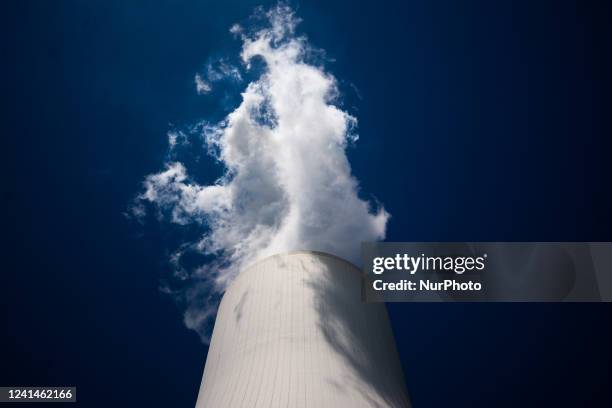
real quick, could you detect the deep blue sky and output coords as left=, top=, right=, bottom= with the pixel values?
left=2, top=1, right=611, bottom=407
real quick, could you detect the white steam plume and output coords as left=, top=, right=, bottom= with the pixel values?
left=136, top=5, right=389, bottom=342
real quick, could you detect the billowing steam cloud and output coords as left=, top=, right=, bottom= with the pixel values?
left=135, top=5, right=389, bottom=342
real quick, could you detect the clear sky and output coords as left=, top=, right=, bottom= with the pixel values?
left=2, top=1, right=611, bottom=407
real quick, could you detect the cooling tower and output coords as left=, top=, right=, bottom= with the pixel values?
left=195, top=251, right=411, bottom=408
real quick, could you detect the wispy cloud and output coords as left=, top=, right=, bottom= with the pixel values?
left=194, top=58, right=242, bottom=95
left=167, top=130, right=188, bottom=151
left=194, top=73, right=211, bottom=94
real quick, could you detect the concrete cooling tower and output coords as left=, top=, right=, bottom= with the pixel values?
left=195, top=251, right=411, bottom=408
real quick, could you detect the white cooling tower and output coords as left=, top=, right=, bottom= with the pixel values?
left=195, top=251, right=411, bottom=408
